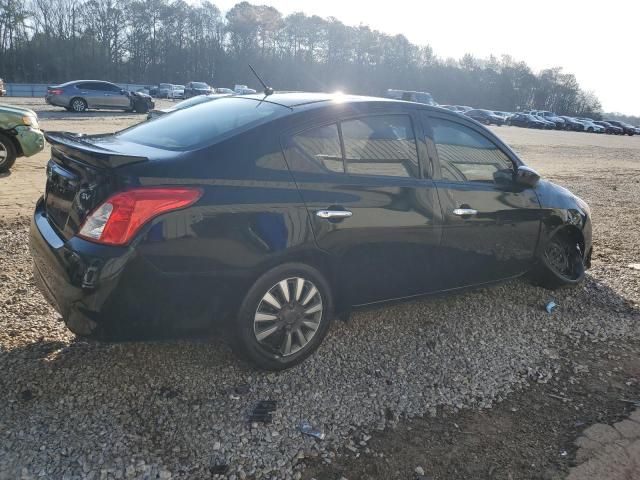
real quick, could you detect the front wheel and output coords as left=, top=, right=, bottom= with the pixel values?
left=0, top=132, right=18, bottom=172
left=533, top=230, right=585, bottom=289
left=230, top=263, right=333, bottom=370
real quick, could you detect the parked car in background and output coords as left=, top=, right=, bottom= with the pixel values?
left=493, top=111, right=513, bottom=121
left=507, top=113, right=546, bottom=129
left=464, top=109, right=505, bottom=125
left=184, top=82, right=212, bottom=98
left=559, top=116, right=585, bottom=132
left=30, top=92, right=592, bottom=369
left=146, top=93, right=230, bottom=120
left=234, top=85, right=257, bottom=95
left=168, top=85, right=185, bottom=99
left=593, top=121, right=622, bottom=135
left=605, top=120, right=636, bottom=136
left=0, top=104, right=45, bottom=172
left=45, top=80, right=154, bottom=113
left=576, top=118, right=605, bottom=133
left=157, top=83, right=173, bottom=98
left=0, top=78, right=6, bottom=96
left=534, top=111, right=566, bottom=129
left=529, top=114, right=556, bottom=129
left=384, top=89, right=437, bottom=106
left=215, top=87, right=235, bottom=94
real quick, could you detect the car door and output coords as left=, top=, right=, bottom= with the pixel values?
left=421, top=111, right=541, bottom=289
left=76, top=82, right=104, bottom=108
left=102, top=82, right=130, bottom=108
left=282, top=108, right=443, bottom=306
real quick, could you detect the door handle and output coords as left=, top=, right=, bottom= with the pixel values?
left=316, top=210, right=353, bottom=219
left=453, top=208, right=478, bottom=216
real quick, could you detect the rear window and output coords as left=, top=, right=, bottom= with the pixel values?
left=117, top=97, right=288, bottom=150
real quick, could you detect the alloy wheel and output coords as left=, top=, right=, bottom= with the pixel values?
left=72, top=99, right=86, bottom=112
left=544, top=238, right=581, bottom=280
left=0, top=141, right=7, bottom=163
left=253, top=277, right=323, bottom=357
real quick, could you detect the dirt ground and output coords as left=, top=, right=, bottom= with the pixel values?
left=1, top=98, right=639, bottom=480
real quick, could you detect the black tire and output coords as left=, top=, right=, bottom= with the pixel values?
left=133, top=98, right=149, bottom=114
left=230, top=262, right=333, bottom=370
left=533, top=229, right=585, bottom=289
left=70, top=97, right=87, bottom=112
left=0, top=132, right=18, bottom=172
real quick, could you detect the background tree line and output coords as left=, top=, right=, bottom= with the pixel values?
left=1, top=0, right=604, bottom=116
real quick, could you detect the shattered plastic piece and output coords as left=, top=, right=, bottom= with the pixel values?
left=300, top=420, right=326, bottom=440
left=545, top=301, right=557, bottom=313
left=249, top=400, right=277, bottom=423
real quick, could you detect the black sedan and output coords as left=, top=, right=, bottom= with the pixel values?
left=184, top=81, right=212, bottom=98
left=507, top=113, right=547, bottom=129
left=464, top=109, right=505, bottom=126
left=605, top=120, right=635, bottom=136
left=593, top=121, right=623, bottom=135
left=30, top=93, right=592, bottom=370
left=559, top=116, right=586, bottom=132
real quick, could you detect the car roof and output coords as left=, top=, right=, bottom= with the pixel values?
left=236, top=92, right=411, bottom=110
left=60, top=79, right=116, bottom=86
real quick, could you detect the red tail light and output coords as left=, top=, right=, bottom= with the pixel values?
left=78, top=187, right=202, bottom=246
left=48, top=89, right=64, bottom=95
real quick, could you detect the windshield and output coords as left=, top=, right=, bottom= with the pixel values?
left=118, top=97, right=288, bottom=150
left=192, top=82, right=208, bottom=88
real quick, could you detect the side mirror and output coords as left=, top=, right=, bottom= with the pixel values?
left=515, top=165, right=540, bottom=187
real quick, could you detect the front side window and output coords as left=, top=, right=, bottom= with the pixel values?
left=286, top=123, right=344, bottom=174
left=428, top=117, right=514, bottom=183
left=341, top=115, right=419, bottom=178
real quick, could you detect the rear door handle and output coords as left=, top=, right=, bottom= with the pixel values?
left=316, top=210, right=353, bottom=219
left=453, top=208, right=478, bottom=216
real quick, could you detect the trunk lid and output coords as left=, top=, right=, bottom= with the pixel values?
left=43, top=132, right=149, bottom=239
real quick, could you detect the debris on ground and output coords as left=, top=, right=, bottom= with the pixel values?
left=545, top=301, right=557, bottom=313
left=249, top=400, right=277, bottom=423
left=300, top=420, right=326, bottom=440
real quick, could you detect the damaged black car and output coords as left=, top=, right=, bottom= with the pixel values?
left=30, top=93, right=592, bottom=370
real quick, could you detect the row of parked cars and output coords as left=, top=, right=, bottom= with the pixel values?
left=149, top=82, right=256, bottom=99
left=440, top=105, right=638, bottom=136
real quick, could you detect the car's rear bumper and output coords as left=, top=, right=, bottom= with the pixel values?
left=45, top=95, right=67, bottom=107
left=30, top=197, right=235, bottom=337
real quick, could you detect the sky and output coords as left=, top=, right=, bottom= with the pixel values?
left=213, top=0, right=640, bottom=115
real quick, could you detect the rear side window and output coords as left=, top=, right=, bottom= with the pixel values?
left=117, top=97, right=288, bottom=150
left=341, top=115, right=419, bottom=178
left=428, top=117, right=514, bottom=183
left=287, top=124, right=344, bottom=174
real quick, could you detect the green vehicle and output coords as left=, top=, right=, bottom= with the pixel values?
left=0, top=104, right=45, bottom=172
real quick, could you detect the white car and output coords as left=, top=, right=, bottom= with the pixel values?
left=577, top=118, right=605, bottom=133
left=234, top=84, right=257, bottom=95
left=168, top=85, right=185, bottom=99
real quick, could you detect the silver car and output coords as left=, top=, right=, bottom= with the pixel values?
left=45, top=80, right=153, bottom=113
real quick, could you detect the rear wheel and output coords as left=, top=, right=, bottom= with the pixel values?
left=0, top=132, right=17, bottom=172
left=230, top=263, right=333, bottom=370
left=70, top=97, right=87, bottom=112
left=534, top=230, right=585, bottom=289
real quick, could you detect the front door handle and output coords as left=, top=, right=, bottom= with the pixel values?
left=316, top=210, right=353, bottom=219
left=453, top=208, right=478, bottom=216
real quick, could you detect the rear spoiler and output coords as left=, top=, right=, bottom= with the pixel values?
left=45, top=132, right=148, bottom=168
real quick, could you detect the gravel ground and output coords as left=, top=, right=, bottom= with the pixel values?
left=1, top=99, right=639, bottom=479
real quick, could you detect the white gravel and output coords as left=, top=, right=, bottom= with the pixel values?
left=1, top=209, right=638, bottom=480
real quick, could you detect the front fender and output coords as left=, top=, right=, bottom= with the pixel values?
left=14, top=125, right=46, bottom=157
left=534, top=180, right=592, bottom=262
